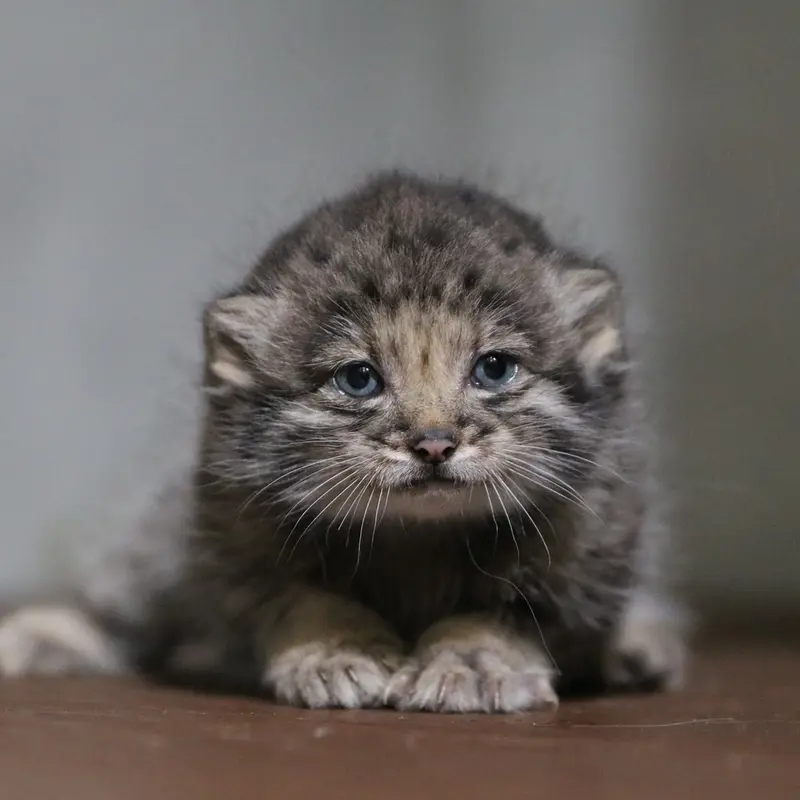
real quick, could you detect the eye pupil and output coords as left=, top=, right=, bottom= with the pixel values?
left=472, top=352, right=518, bottom=389
left=333, top=362, right=383, bottom=397
left=347, top=364, right=371, bottom=390
left=482, top=355, right=506, bottom=381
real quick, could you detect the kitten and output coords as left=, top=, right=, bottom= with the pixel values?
left=0, top=172, right=685, bottom=712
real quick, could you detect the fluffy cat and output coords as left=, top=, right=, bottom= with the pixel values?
left=0, top=172, right=685, bottom=712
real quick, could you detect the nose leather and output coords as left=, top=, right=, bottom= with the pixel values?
left=411, top=429, right=458, bottom=463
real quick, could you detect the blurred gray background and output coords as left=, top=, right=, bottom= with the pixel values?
left=1, top=1, right=797, bottom=613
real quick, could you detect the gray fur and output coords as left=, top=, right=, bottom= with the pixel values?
left=0, top=172, right=685, bottom=710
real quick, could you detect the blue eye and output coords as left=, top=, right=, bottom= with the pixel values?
left=333, top=362, right=383, bottom=398
left=472, top=353, right=518, bottom=389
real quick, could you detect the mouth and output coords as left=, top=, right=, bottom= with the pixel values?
left=402, top=475, right=464, bottom=494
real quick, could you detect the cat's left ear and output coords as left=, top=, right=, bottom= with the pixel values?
left=552, top=261, right=627, bottom=382
left=202, top=293, right=289, bottom=393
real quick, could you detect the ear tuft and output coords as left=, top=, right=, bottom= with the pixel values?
left=203, top=294, right=285, bottom=391
left=553, top=261, right=626, bottom=379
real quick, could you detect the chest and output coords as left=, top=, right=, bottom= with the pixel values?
left=319, top=530, right=533, bottom=642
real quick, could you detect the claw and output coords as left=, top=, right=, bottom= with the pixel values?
left=436, top=674, right=452, bottom=709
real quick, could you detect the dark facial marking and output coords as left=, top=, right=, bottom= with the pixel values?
left=385, top=228, right=403, bottom=252
left=537, top=420, right=584, bottom=466
left=421, top=222, right=450, bottom=249
left=485, top=390, right=521, bottom=409
left=479, top=285, right=516, bottom=313
left=462, top=268, right=480, bottom=293
left=328, top=404, right=380, bottom=421
left=360, top=276, right=381, bottom=302
left=545, top=362, right=593, bottom=406
left=304, top=294, right=362, bottom=362
left=326, top=292, right=360, bottom=318
left=396, top=282, right=415, bottom=302
left=307, top=241, right=332, bottom=266
left=473, top=420, right=498, bottom=438
left=446, top=295, right=463, bottom=313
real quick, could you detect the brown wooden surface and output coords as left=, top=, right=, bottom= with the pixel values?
left=1, top=637, right=798, bottom=800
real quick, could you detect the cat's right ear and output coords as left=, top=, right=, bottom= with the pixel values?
left=202, top=294, right=288, bottom=393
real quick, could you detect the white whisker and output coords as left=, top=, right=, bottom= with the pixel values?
left=506, top=442, right=629, bottom=485
left=284, top=472, right=371, bottom=563
left=277, top=469, right=361, bottom=563
left=237, top=456, right=361, bottom=519
left=343, top=475, right=373, bottom=546
left=489, top=476, right=519, bottom=565
left=353, top=485, right=377, bottom=577
left=503, top=456, right=603, bottom=523
left=278, top=464, right=361, bottom=525
left=329, top=472, right=371, bottom=535
left=495, top=472, right=552, bottom=570
left=482, top=481, right=500, bottom=548
left=369, top=487, right=386, bottom=563
left=465, top=538, right=559, bottom=675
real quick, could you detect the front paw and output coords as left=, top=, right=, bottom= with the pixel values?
left=386, top=651, right=556, bottom=713
left=264, top=642, right=401, bottom=709
left=386, top=617, right=557, bottom=713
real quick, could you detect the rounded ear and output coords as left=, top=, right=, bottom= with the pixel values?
left=202, top=293, right=289, bottom=393
left=551, top=260, right=627, bottom=383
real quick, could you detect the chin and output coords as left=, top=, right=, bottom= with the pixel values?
left=381, top=481, right=491, bottom=522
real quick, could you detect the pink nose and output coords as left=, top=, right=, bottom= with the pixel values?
left=411, top=430, right=458, bottom=463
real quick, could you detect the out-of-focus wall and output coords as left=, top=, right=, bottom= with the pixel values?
left=655, top=2, right=800, bottom=610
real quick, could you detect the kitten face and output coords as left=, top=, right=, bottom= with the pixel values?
left=201, top=174, right=627, bottom=529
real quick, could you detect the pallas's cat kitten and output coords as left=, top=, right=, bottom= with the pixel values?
left=0, top=172, right=685, bottom=712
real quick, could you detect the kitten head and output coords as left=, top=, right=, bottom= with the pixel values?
left=201, top=173, right=629, bottom=527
